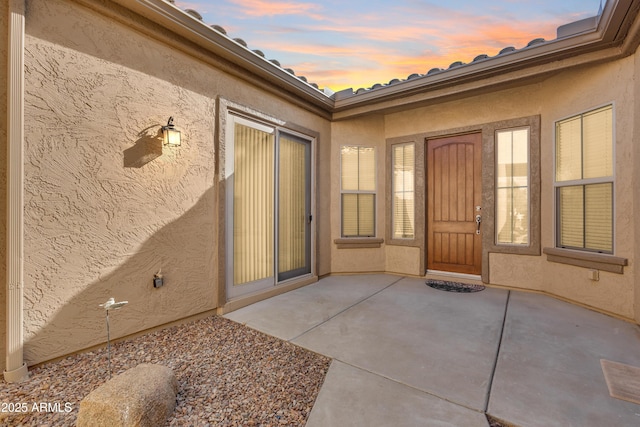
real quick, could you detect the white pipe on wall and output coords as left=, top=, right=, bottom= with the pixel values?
left=4, top=0, right=28, bottom=383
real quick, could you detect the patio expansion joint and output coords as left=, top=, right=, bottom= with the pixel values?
left=334, top=358, right=488, bottom=414
left=484, top=289, right=511, bottom=413
left=288, top=276, right=406, bottom=343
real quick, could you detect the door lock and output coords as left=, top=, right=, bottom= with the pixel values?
left=475, top=214, right=482, bottom=235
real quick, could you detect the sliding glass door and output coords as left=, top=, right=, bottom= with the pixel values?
left=278, top=133, right=312, bottom=281
left=226, top=115, right=312, bottom=299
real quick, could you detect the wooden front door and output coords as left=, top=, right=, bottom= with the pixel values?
left=427, top=133, right=482, bottom=275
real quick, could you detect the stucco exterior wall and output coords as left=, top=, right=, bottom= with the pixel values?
left=378, top=57, right=637, bottom=320
left=386, top=245, right=421, bottom=276
left=330, top=115, right=386, bottom=273
left=1, top=0, right=9, bottom=374
left=10, top=0, right=639, bottom=370
left=22, top=0, right=330, bottom=365
left=536, top=59, right=635, bottom=319
left=488, top=254, right=545, bottom=292
left=635, top=46, right=640, bottom=324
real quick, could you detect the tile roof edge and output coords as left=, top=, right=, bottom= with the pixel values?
left=333, top=0, right=638, bottom=108
left=110, top=0, right=335, bottom=110
left=102, top=0, right=639, bottom=114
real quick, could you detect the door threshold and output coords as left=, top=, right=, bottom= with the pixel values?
left=220, top=275, right=318, bottom=314
left=425, top=270, right=482, bottom=282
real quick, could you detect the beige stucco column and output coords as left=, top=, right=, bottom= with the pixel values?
left=4, top=0, right=28, bottom=383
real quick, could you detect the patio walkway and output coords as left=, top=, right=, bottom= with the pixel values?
left=224, top=274, right=640, bottom=426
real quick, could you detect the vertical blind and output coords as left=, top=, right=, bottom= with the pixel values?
left=278, top=135, right=307, bottom=274
left=341, top=146, right=376, bottom=237
left=233, top=123, right=275, bottom=285
left=392, top=144, right=415, bottom=239
left=556, top=105, right=613, bottom=253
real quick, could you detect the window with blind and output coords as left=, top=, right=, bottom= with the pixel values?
left=392, top=143, right=415, bottom=239
left=341, top=146, right=376, bottom=237
left=555, top=105, right=613, bottom=253
left=496, top=128, right=529, bottom=245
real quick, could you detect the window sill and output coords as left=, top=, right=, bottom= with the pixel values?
left=543, top=247, right=628, bottom=274
left=334, top=238, right=384, bottom=249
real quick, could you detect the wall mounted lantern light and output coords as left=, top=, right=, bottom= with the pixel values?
left=162, top=116, right=181, bottom=146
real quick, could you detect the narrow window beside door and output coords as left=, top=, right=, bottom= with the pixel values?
left=496, top=128, right=529, bottom=245
left=392, top=143, right=415, bottom=239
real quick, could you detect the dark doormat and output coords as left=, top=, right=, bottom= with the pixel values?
left=426, top=279, right=485, bottom=293
left=486, top=414, right=516, bottom=427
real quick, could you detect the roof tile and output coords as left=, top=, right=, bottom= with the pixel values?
left=164, top=0, right=600, bottom=99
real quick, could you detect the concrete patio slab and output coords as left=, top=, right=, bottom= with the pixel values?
left=224, top=274, right=640, bottom=426
left=224, top=274, right=401, bottom=341
left=488, top=291, right=640, bottom=427
left=306, top=360, right=490, bottom=427
left=293, top=277, right=509, bottom=411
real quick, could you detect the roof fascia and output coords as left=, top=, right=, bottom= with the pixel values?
left=331, top=48, right=621, bottom=121
left=94, top=0, right=639, bottom=119
left=332, top=0, right=639, bottom=115
left=615, top=0, right=640, bottom=55
left=109, top=0, right=334, bottom=112
left=599, top=0, right=639, bottom=42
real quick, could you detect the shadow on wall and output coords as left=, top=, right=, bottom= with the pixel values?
left=22, top=186, right=218, bottom=366
left=28, top=0, right=223, bottom=104
left=124, top=126, right=164, bottom=168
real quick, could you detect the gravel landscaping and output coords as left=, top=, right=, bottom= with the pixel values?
left=0, top=316, right=331, bottom=426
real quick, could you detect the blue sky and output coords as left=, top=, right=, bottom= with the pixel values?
left=174, top=0, right=603, bottom=91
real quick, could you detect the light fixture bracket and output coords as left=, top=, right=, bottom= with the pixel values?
left=162, top=116, right=181, bottom=146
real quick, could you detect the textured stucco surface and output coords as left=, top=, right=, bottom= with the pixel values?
left=635, top=45, right=640, bottom=324
left=489, top=254, right=545, bottom=292
left=330, top=116, right=386, bottom=273
left=21, top=0, right=330, bottom=365
left=377, top=58, right=637, bottom=320
left=12, top=0, right=640, bottom=369
left=1, top=0, right=9, bottom=374
left=23, top=38, right=217, bottom=363
left=385, top=245, right=421, bottom=276
left=536, top=59, right=636, bottom=319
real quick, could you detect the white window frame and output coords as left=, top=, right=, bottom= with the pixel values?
left=553, top=103, right=615, bottom=254
left=340, top=145, right=377, bottom=237
left=222, top=107, right=316, bottom=299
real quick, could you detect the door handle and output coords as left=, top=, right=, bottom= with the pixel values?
left=475, top=214, right=482, bottom=235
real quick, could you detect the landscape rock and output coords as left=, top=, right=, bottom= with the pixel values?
left=76, top=363, right=177, bottom=427
left=0, top=317, right=330, bottom=426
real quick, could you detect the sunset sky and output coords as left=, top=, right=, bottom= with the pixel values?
left=174, top=0, right=603, bottom=91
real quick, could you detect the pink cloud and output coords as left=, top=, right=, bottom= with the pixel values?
left=176, top=0, right=588, bottom=90
left=277, top=22, right=564, bottom=91
left=227, top=0, right=323, bottom=18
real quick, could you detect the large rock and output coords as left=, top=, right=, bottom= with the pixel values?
left=77, top=363, right=178, bottom=427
